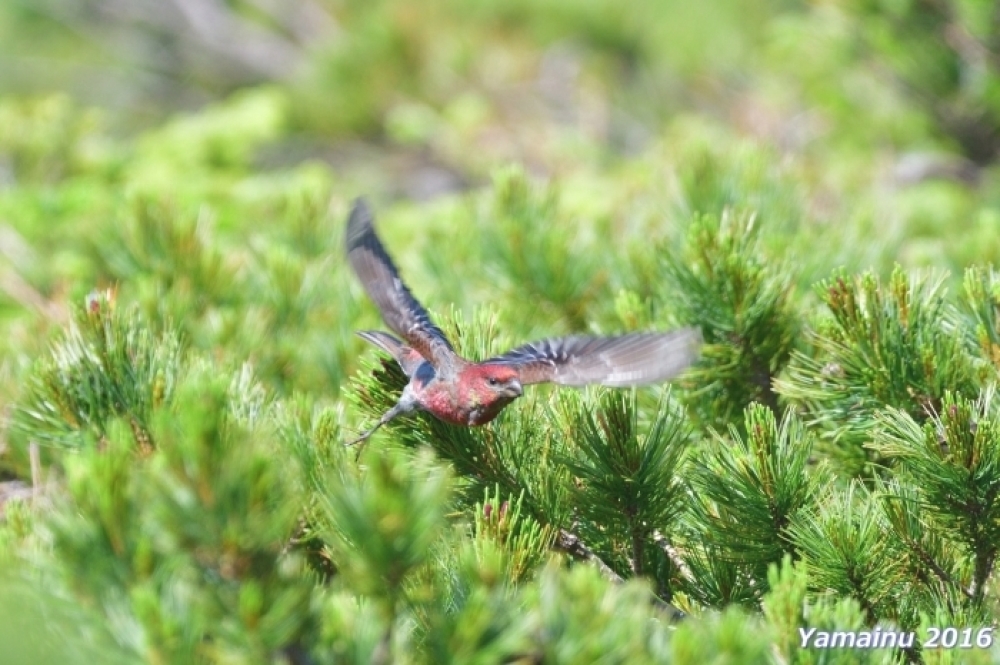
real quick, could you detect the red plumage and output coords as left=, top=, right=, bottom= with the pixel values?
left=346, top=199, right=701, bottom=444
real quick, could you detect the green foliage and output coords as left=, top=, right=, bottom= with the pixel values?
left=470, top=485, right=555, bottom=584
left=95, top=199, right=234, bottom=303
left=872, top=478, right=960, bottom=627
left=90, top=189, right=356, bottom=396
left=780, top=266, right=982, bottom=477
left=686, top=404, right=824, bottom=601
left=524, top=564, right=677, bottom=664
left=566, top=389, right=688, bottom=580
left=763, top=557, right=898, bottom=664
left=477, top=168, right=612, bottom=331
left=661, top=211, right=799, bottom=429
left=323, top=447, right=450, bottom=608
left=0, top=565, right=133, bottom=665
left=4, top=1, right=1000, bottom=660
left=668, top=123, right=805, bottom=236
left=789, top=483, right=905, bottom=624
left=413, top=542, right=531, bottom=665
left=0, top=94, right=113, bottom=183
left=46, top=365, right=314, bottom=663
left=670, top=605, right=774, bottom=664
left=13, top=292, right=183, bottom=453
left=132, top=88, right=288, bottom=181
left=964, top=265, right=1000, bottom=373
left=874, top=388, right=1000, bottom=609
left=843, top=0, right=1000, bottom=165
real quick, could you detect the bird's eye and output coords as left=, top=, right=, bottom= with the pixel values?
left=487, top=377, right=499, bottom=386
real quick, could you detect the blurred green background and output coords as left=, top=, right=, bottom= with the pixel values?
left=1, top=0, right=997, bottom=399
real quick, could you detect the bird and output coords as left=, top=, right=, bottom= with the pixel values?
left=345, top=198, right=701, bottom=445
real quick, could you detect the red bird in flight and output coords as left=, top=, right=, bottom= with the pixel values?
left=346, top=198, right=700, bottom=444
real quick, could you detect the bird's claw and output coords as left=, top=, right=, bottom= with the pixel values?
left=344, top=434, right=368, bottom=447
left=344, top=425, right=380, bottom=461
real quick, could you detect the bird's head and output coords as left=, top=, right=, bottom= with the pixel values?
left=467, top=364, right=523, bottom=403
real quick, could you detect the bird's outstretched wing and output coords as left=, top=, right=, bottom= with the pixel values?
left=346, top=198, right=458, bottom=371
left=486, top=328, right=701, bottom=386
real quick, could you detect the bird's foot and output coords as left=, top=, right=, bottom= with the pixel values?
left=344, top=430, right=372, bottom=447
left=344, top=423, right=383, bottom=460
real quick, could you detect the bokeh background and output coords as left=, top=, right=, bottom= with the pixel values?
left=3, top=0, right=998, bottom=209
left=1, top=0, right=998, bottom=400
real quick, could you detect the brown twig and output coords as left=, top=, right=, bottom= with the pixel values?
left=555, top=528, right=685, bottom=619
left=652, top=530, right=695, bottom=584
left=554, top=528, right=624, bottom=583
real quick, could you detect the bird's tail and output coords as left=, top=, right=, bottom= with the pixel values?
left=356, top=330, right=407, bottom=357
left=356, top=330, right=427, bottom=377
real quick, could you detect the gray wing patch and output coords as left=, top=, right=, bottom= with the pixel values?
left=488, top=328, right=701, bottom=386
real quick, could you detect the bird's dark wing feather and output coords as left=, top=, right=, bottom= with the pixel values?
left=346, top=198, right=458, bottom=371
left=486, top=328, right=701, bottom=386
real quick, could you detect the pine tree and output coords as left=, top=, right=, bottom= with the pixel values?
left=4, top=188, right=1000, bottom=664
left=660, top=210, right=799, bottom=430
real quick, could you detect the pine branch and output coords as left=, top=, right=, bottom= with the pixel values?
left=874, top=387, right=1000, bottom=607
left=473, top=486, right=556, bottom=584
left=788, top=483, right=906, bottom=624
left=41, top=364, right=313, bottom=662
left=660, top=210, right=798, bottom=430
left=479, top=169, right=609, bottom=331
left=880, top=488, right=969, bottom=600
left=779, top=266, right=981, bottom=477
left=963, top=266, right=1000, bottom=374
left=554, top=528, right=623, bottom=584
left=13, top=290, right=184, bottom=452
left=680, top=547, right=763, bottom=608
left=563, top=389, right=688, bottom=583
left=652, top=530, right=694, bottom=584
left=687, top=403, right=822, bottom=583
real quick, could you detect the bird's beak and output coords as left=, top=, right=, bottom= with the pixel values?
left=508, top=379, right=523, bottom=398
